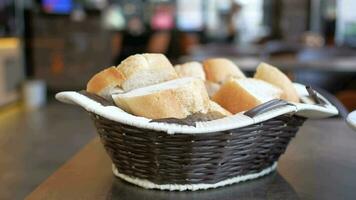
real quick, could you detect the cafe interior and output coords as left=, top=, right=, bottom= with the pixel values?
left=1, top=0, right=356, bottom=199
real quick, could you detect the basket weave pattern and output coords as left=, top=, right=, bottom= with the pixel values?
left=91, top=113, right=305, bottom=185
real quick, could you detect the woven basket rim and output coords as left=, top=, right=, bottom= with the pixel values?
left=55, top=83, right=338, bottom=134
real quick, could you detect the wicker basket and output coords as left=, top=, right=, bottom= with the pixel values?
left=56, top=84, right=338, bottom=191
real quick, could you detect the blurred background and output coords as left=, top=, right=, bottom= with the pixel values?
left=1, top=1, right=356, bottom=199
left=0, top=0, right=356, bottom=111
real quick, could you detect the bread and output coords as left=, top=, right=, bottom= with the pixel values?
left=203, top=58, right=246, bottom=83
left=212, top=78, right=282, bottom=114
left=205, top=81, right=221, bottom=97
left=112, top=77, right=210, bottom=119
left=208, top=101, right=232, bottom=116
left=202, top=58, right=245, bottom=97
left=254, top=62, right=299, bottom=102
left=117, top=53, right=178, bottom=91
left=174, top=62, right=206, bottom=80
left=86, top=67, right=124, bottom=98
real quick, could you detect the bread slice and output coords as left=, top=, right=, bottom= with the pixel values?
left=174, top=62, right=206, bottom=80
left=212, top=78, right=282, bottom=114
left=117, top=53, right=178, bottom=91
left=203, top=58, right=246, bottom=83
left=208, top=101, right=232, bottom=116
left=254, top=62, right=300, bottom=102
left=86, top=67, right=125, bottom=98
left=112, top=77, right=210, bottom=119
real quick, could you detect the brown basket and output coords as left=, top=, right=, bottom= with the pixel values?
left=90, top=111, right=305, bottom=186
left=56, top=85, right=338, bottom=190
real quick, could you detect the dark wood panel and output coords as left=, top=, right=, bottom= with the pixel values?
left=29, top=14, right=114, bottom=90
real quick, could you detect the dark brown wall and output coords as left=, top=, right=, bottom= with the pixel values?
left=29, top=13, right=113, bottom=90
left=280, top=0, right=309, bottom=41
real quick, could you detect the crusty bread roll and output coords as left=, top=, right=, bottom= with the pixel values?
left=117, top=53, right=178, bottom=91
left=212, top=78, right=282, bottom=114
left=86, top=67, right=125, bottom=98
left=205, top=81, right=221, bottom=97
left=208, top=101, right=232, bottom=116
left=254, top=62, right=300, bottom=102
left=174, top=62, right=206, bottom=80
left=203, top=58, right=246, bottom=83
left=112, top=77, right=210, bottom=119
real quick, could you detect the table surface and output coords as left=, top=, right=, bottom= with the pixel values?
left=26, top=119, right=356, bottom=200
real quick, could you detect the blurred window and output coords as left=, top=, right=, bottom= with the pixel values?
left=336, top=0, right=356, bottom=47
left=176, top=0, right=203, bottom=31
left=234, top=0, right=264, bottom=44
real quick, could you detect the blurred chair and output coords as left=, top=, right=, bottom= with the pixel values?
left=296, top=48, right=356, bottom=94
left=301, top=32, right=325, bottom=48
left=297, top=47, right=356, bottom=62
left=293, top=70, right=354, bottom=93
left=261, top=40, right=300, bottom=59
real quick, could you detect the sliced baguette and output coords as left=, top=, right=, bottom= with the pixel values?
left=112, top=77, right=210, bottom=119
left=174, top=61, right=206, bottom=80
left=86, top=67, right=125, bottom=98
left=203, top=58, right=246, bottom=83
left=212, top=78, right=282, bottom=114
left=117, top=53, right=178, bottom=91
left=254, top=62, right=300, bottom=102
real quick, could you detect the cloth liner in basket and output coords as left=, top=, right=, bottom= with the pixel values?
left=56, top=83, right=338, bottom=191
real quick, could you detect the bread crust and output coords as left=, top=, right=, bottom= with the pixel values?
left=203, top=58, right=246, bottom=83
left=254, top=63, right=300, bottom=102
left=117, top=53, right=178, bottom=91
left=86, top=67, right=124, bottom=97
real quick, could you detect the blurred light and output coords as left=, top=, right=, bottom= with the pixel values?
left=102, top=5, right=126, bottom=31
left=42, top=0, right=73, bottom=14
left=176, top=0, right=203, bottom=31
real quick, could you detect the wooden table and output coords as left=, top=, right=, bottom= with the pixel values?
left=26, top=119, right=356, bottom=200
